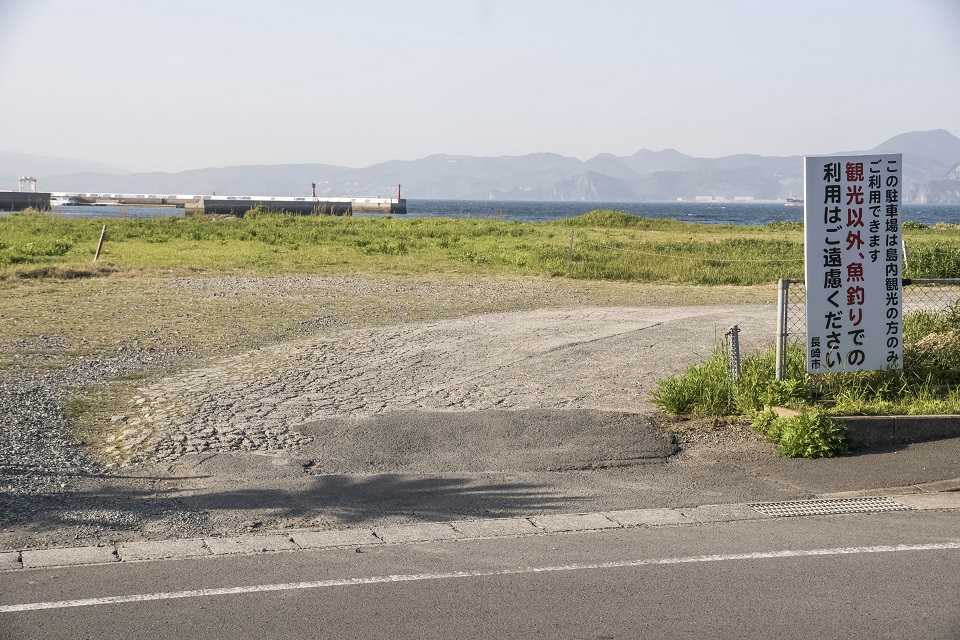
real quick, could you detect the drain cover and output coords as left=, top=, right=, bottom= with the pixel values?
left=747, top=497, right=911, bottom=518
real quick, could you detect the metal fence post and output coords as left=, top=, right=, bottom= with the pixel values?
left=727, top=325, right=741, bottom=382
left=775, top=279, right=790, bottom=381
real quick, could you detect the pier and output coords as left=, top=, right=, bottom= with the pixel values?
left=2, top=191, right=406, bottom=215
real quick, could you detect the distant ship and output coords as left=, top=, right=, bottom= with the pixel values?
left=50, top=195, right=80, bottom=206
left=785, top=197, right=804, bottom=207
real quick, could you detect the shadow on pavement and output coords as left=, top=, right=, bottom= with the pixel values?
left=0, top=472, right=581, bottom=543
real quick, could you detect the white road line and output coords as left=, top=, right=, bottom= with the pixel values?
left=2, top=542, right=958, bottom=613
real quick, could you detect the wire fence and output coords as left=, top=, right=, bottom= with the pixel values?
left=775, top=278, right=960, bottom=378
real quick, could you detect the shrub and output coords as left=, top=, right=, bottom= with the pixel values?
left=750, top=408, right=783, bottom=441
left=749, top=409, right=850, bottom=458
left=773, top=410, right=851, bottom=458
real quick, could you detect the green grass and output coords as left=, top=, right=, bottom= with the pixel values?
left=4, top=209, right=958, bottom=285
left=652, top=301, right=960, bottom=457
left=0, top=210, right=805, bottom=285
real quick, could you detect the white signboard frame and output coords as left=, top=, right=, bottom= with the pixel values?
left=803, top=154, right=903, bottom=374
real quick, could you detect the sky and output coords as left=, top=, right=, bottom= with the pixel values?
left=1, top=0, right=958, bottom=173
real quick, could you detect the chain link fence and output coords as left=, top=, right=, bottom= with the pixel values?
left=775, top=278, right=960, bottom=379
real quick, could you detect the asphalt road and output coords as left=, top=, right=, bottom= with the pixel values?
left=3, top=509, right=958, bottom=639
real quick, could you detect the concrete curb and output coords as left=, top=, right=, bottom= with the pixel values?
left=3, top=491, right=958, bottom=572
left=835, top=415, right=960, bottom=448
left=772, top=409, right=960, bottom=449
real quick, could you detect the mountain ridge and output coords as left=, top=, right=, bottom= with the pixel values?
left=5, top=130, right=959, bottom=203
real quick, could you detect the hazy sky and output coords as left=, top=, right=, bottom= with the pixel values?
left=1, top=0, right=958, bottom=173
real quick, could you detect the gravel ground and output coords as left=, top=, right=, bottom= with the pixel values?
left=1, top=279, right=786, bottom=551
left=0, top=338, right=187, bottom=536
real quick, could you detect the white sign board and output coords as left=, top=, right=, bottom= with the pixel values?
left=803, top=154, right=903, bottom=374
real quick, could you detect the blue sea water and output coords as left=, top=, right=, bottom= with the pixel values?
left=404, top=200, right=960, bottom=226
left=20, top=200, right=960, bottom=227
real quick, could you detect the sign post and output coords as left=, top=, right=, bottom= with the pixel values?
left=803, top=154, right=903, bottom=374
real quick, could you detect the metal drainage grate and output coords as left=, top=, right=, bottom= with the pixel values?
left=747, top=497, right=912, bottom=518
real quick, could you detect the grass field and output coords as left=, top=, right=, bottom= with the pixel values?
left=4, top=208, right=958, bottom=460
left=3, top=208, right=957, bottom=360
left=4, top=209, right=960, bottom=285
left=0, top=209, right=803, bottom=284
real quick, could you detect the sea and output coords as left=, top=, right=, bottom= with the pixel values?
left=14, top=200, right=960, bottom=227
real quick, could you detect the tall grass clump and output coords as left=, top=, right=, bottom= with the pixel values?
left=559, top=210, right=681, bottom=230
left=904, top=242, right=960, bottom=278
left=901, top=298, right=960, bottom=384
left=652, top=303, right=960, bottom=457
left=652, top=345, right=851, bottom=458
left=650, top=347, right=735, bottom=417
left=651, top=349, right=735, bottom=416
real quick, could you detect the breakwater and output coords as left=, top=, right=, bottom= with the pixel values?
left=0, top=191, right=50, bottom=211
left=36, top=192, right=406, bottom=216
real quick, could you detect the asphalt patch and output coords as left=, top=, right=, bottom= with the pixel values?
left=296, top=409, right=677, bottom=474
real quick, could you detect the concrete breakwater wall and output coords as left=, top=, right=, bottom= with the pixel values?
left=0, top=191, right=50, bottom=211
left=2, top=191, right=406, bottom=216
left=185, top=196, right=406, bottom=216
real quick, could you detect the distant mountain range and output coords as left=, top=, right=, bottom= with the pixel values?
left=4, top=129, right=960, bottom=203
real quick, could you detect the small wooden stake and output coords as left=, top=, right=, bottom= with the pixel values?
left=566, top=230, right=574, bottom=271
left=93, top=224, right=106, bottom=262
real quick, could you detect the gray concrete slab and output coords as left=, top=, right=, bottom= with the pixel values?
left=604, top=508, right=690, bottom=527
left=291, top=529, right=382, bottom=549
left=374, top=523, right=463, bottom=544
left=682, top=504, right=770, bottom=523
left=21, top=545, right=118, bottom=569
left=892, top=493, right=960, bottom=510
left=819, top=487, right=923, bottom=499
left=203, top=535, right=299, bottom=556
left=0, top=551, right=21, bottom=571
left=913, top=477, right=960, bottom=492
left=118, top=539, right=210, bottom=562
left=531, top=513, right=620, bottom=533
left=450, top=518, right=543, bottom=539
